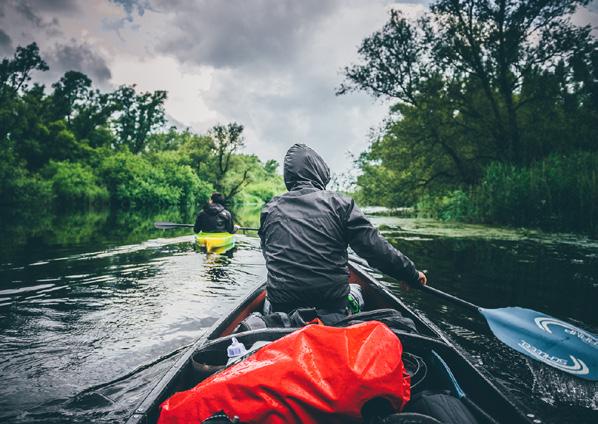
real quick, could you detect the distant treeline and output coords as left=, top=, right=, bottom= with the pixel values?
left=0, top=43, right=284, bottom=211
left=339, top=0, right=597, bottom=236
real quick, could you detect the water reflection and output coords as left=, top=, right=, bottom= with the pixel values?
left=369, top=217, right=598, bottom=423
left=0, top=206, right=266, bottom=423
left=0, top=208, right=596, bottom=423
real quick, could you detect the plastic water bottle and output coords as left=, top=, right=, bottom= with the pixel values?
left=348, top=284, right=364, bottom=314
left=226, top=337, right=247, bottom=365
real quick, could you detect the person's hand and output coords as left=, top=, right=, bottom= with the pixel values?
left=400, top=271, right=427, bottom=291
left=234, top=224, right=240, bottom=232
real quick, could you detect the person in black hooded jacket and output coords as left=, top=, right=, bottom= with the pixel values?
left=194, top=192, right=236, bottom=234
left=259, top=144, right=427, bottom=315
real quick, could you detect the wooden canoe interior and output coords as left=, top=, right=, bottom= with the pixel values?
left=219, top=290, right=267, bottom=337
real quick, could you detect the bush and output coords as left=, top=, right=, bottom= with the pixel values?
left=148, top=152, right=213, bottom=208
left=43, top=161, right=109, bottom=206
left=470, top=152, right=598, bottom=234
left=243, top=180, right=286, bottom=203
left=99, top=151, right=213, bottom=208
left=418, top=152, right=598, bottom=236
left=416, top=190, right=473, bottom=221
left=0, top=147, right=54, bottom=206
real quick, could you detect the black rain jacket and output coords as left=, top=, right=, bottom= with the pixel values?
left=194, top=203, right=235, bottom=233
left=259, top=143, right=420, bottom=307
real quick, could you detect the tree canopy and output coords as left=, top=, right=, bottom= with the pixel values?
left=339, top=0, right=597, bottom=207
left=0, top=43, right=284, bottom=210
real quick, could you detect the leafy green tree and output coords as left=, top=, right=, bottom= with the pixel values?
left=340, top=2, right=597, bottom=207
left=177, top=130, right=215, bottom=178
left=111, top=85, right=167, bottom=153
left=428, top=0, right=593, bottom=163
left=263, top=159, right=279, bottom=177
left=147, top=126, right=186, bottom=152
left=71, top=89, right=115, bottom=147
left=0, top=43, right=48, bottom=142
left=0, top=42, right=48, bottom=98
left=50, top=71, right=92, bottom=124
left=209, top=122, right=251, bottom=198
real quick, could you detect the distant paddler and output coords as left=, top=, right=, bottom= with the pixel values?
left=194, top=192, right=238, bottom=252
left=194, top=192, right=237, bottom=234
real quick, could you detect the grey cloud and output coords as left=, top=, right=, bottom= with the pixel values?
left=11, top=0, right=64, bottom=36
left=110, top=0, right=151, bottom=20
left=44, top=41, right=112, bottom=85
left=24, top=0, right=80, bottom=14
left=0, top=28, right=12, bottom=54
left=196, top=64, right=385, bottom=172
left=156, top=0, right=339, bottom=69
left=101, top=0, right=150, bottom=36
left=15, top=1, right=43, bottom=26
left=161, top=0, right=395, bottom=171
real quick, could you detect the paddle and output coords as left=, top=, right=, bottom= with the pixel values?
left=154, top=222, right=193, bottom=229
left=419, top=285, right=598, bottom=380
left=154, top=222, right=259, bottom=231
left=348, top=255, right=598, bottom=380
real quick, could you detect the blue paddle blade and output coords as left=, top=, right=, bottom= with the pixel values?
left=480, top=307, right=598, bottom=381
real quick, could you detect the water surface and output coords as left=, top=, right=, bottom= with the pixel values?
left=0, top=208, right=596, bottom=423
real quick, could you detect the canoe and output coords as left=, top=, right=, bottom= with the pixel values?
left=195, top=232, right=235, bottom=253
left=126, top=261, right=533, bottom=424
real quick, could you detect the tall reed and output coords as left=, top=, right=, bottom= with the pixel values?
left=417, top=152, right=598, bottom=236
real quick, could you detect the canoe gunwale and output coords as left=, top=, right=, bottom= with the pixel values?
left=126, top=283, right=267, bottom=423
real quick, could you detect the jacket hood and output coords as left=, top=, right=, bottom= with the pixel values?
left=283, top=144, right=330, bottom=191
left=204, top=202, right=225, bottom=215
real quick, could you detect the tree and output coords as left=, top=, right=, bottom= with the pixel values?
left=429, top=0, right=593, bottom=162
left=0, top=42, right=48, bottom=98
left=264, top=159, right=279, bottom=176
left=70, top=88, right=115, bottom=147
left=0, top=43, right=49, bottom=142
left=209, top=122, right=251, bottom=199
left=177, top=130, right=214, bottom=176
left=339, top=2, right=594, bottom=164
left=111, top=85, right=167, bottom=153
left=50, top=71, right=92, bottom=125
left=339, top=1, right=597, bottom=206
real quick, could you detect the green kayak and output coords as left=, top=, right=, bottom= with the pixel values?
left=195, top=232, right=235, bottom=253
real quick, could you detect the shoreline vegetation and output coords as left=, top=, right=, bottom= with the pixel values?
left=414, top=153, right=597, bottom=236
left=0, top=43, right=284, bottom=214
left=339, top=1, right=597, bottom=237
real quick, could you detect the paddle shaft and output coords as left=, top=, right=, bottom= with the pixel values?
left=154, top=222, right=194, bottom=229
left=419, top=285, right=480, bottom=312
left=349, top=254, right=479, bottom=310
left=154, top=222, right=258, bottom=231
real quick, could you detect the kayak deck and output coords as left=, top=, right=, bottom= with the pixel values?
left=127, top=262, right=533, bottom=424
left=195, top=232, right=235, bottom=253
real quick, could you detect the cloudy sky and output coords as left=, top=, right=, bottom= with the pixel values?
left=1, top=0, right=597, bottom=175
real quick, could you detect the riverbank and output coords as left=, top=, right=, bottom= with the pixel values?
left=413, top=152, right=598, bottom=238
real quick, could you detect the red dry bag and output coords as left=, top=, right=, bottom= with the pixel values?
left=158, top=321, right=411, bottom=424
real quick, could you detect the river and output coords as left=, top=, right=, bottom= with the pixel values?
left=0, top=207, right=596, bottom=423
